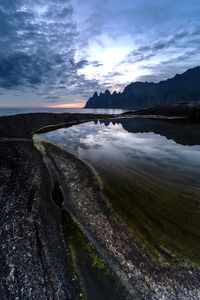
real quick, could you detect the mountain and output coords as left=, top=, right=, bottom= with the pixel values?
left=85, top=67, right=200, bottom=110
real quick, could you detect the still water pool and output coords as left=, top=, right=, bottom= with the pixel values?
left=36, top=117, right=200, bottom=264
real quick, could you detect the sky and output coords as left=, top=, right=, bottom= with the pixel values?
left=0, top=0, right=200, bottom=108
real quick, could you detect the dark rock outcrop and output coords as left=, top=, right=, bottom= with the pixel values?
left=131, top=103, right=200, bottom=122
left=0, top=112, right=113, bottom=138
left=85, top=66, right=200, bottom=109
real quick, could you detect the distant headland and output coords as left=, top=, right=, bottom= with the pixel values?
left=85, top=66, right=200, bottom=110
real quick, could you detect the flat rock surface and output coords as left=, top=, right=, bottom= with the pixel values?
left=0, top=140, right=75, bottom=299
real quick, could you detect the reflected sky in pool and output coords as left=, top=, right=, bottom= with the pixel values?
left=36, top=118, right=200, bottom=264
left=37, top=118, right=200, bottom=188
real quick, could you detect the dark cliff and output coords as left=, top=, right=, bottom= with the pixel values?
left=85, top=66, right=200, bottom=109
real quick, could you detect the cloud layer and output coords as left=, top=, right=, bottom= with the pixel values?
left=0, top=0, right=200, bottom=106
left=0, top=0, right=101, bottom=105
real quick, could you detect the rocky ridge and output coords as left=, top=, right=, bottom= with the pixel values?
left=85, top=67, right=200, bottom=110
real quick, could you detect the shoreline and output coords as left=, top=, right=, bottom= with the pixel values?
left=0, top=110, right=200, bottom=299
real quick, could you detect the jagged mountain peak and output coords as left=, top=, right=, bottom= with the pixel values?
left=85, top=67, right=200, bottom=110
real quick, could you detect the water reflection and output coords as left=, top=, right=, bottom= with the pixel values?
left=39, top=118, right=200, bottom=188
left=100, top=117, right=200, bottom=146
left=37, top=118, right=200, bottom=264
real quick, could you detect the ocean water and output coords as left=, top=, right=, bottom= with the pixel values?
left=0, top=107, right=128, bottom=117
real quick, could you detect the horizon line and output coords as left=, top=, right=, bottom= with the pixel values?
left=0, top=102, right=85, bottom=109
left=48, top=102, right=84, bottom=109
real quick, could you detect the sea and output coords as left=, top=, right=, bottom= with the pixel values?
left=0, top=108, right=128, bottom=117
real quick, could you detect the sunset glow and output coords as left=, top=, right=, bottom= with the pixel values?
left=48, top=102, right=84, bottom=109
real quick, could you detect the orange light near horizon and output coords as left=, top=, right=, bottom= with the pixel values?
left=48, top=102, right=85, bottom=109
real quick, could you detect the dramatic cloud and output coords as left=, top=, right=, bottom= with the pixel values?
left=0, top=0, right=102, bottom=106
left=0, top=0, right=200, bottom=106
left=0, top=1, right=75, bottom=87
left=74, top=0, right=200, bottom=86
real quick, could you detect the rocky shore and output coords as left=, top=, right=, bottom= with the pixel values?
left=128, top=103, right=200, bottom=123
left=0, top=139, right=75, bottom=299
left=0, top=112, right=113, bottom=299
left=0, top=110, right=200, bottom=299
